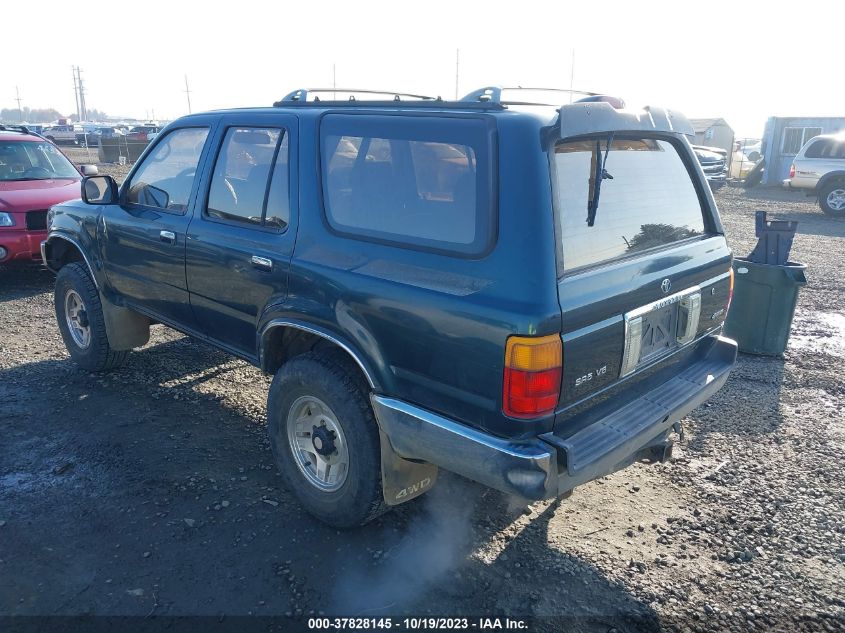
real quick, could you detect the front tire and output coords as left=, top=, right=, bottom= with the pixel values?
left=267, top=351, right=388, bottom=528
left=819, top=182, right=845, bottom=216
left=54, top=263, right=128, bottom=371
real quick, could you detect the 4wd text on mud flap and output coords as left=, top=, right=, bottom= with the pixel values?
left=395, top=477, right=433, bottom=500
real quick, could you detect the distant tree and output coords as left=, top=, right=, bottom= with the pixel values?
left=69, top=108, right=108, bottom=122
left=1, top=107, right=65, bottom=123
left=626, top=223, right=699, bottom=253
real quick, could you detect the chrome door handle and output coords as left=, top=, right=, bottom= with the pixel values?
left=251, top=255, right=273, bottom=271
left=159, top=230, right=176, bottom=244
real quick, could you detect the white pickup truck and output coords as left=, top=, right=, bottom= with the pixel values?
left=42, top=124, right=83, bottom=145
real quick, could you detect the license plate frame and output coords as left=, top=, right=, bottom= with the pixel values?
left=638, top=303, right=680, bottom=362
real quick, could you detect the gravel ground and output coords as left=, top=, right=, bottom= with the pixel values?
left=1, top=171, right=843, bottom=632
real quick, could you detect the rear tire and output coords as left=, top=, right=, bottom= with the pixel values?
left=267, top=351, right=388, bottom=528
left=54, top=263, right=128, bottom=371
left=819, top=181, right=845, bottom=216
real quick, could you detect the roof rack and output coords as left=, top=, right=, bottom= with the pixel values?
left=460, top=86, right=602, bottom=106
left=0, top=124, right=49, bottom=141
left=0, top=124, right=32, bottom=134
left=275, top=88, right=440, bottom=106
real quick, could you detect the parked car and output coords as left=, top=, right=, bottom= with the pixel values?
left=78, top=126, right=126, bottom=146
left=693, top=145, right=727, bottom=191
left=0, top=126, right=96, bottom=265
left=730, top=150, right=758, bottom=180
left=42, top=124, right=83, bottom=145
left=782, top=132, right=845, bottom=215
left=126, top=125, right=161, bottom=142
left=42, top=88, right=737, bottom=527
left=19, top=123, right=48, bottom=134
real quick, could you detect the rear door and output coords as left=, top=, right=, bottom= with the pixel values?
left=551, top=134, right=733, bottom=424
left=185, top=113, right=298, bottom=357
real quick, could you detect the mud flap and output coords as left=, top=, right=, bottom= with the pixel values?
left=101, top=293, right=150, bottom=351
left=378, top=429, right=438, bottom=506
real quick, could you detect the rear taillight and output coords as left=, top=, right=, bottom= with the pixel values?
left=789, top=163, right=795, bottom=178
left=503, top=334, right=562, bottom=419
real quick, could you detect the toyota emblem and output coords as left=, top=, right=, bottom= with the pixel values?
left=661, top=278, right=672, bottom=294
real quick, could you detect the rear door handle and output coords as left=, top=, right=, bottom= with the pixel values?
left=159, top=230, right=176, bottom=244
left=251, top=255, right=273, bottom=271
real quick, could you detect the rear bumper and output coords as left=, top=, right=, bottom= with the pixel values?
left=0, top=229, right=48, bottom=263
left=372, top=334, right=737, bottom=500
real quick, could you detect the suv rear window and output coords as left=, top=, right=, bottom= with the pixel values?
left=804, top=138, right=845, bottom=159
left=320, top=115, right=493, bottom=255
left=552, top=137, right=706, bottom=271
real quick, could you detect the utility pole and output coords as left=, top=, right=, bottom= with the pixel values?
left=569, top=48, right=575, bottom=103
left=184, top=74, right=193, bottom=114
left=78, top=68, right=87, bottom=121
left=333, top=63, right=336, bottom=100
left=73, top=66, right=88, bottom=121
left=455, top=49, right=460, bottom=100
left=72, top=67, right=81, bottom=121
left=15, top=86, right=23, bottom=122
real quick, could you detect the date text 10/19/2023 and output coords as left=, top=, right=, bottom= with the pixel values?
left=307, top=617, right=529, bottom=630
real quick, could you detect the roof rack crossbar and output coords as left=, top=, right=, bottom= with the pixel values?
left=0, top=124, right=31, bottom=134
left=460, top=86, right=601, bottom=105
left=277, top=88, right=440, bottom=105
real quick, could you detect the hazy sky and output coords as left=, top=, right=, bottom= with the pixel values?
left=3, top=0, right=842, bottom=137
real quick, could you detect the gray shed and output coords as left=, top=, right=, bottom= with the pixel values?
left=689, top=118, right=735, bottom=162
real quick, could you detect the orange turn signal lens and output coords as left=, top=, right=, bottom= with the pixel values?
left=505, top=334, right=562, bottom=372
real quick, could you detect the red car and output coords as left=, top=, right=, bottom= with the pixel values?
left=0, top=126, right=97, bottom=265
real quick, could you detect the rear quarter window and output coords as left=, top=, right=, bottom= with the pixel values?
left=552, top=137, right=707, bottom=271
left=320, top=114, right=494, bottom=255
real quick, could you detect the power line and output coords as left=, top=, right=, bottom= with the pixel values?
left=184, top=75, right=192, bottom=114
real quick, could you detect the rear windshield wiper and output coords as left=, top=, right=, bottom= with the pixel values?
left=586, top=133, right=614, bottom=227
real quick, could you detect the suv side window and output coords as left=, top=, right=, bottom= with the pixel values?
left=206, top=127, right=289, bottom=230
left=320, top=115, right=493, bottom=255
left=125, top=127, right=209, bottom=213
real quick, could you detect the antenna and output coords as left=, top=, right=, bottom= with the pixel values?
left=333, top=63, right=336, bottom=100
left=455, top=49, right=460, bottom=100
left=184, top=74, right=193, bottom=114
left=15, top=86, right=23, bottom=122
left=569, top=49, right=575, bottom=104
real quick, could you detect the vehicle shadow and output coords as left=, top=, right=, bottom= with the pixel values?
left=0, top=339, right=661, bottom=627
left=0, top=265, right=54, bottom=303
left=683, top=352, right=785, bottom=451
left=331, top=477, right=661, bottom=632
left=725, top=189, right=845, bottom=239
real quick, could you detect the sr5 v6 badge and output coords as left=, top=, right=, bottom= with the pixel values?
left=575, top=365, right=608, bottom=387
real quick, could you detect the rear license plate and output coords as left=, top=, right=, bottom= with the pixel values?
left=638, top=303, right=679, bottom=362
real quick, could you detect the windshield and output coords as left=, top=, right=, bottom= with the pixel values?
left=553, top=136, right=707, bottom=271
left=0, top=141, right=80, bottom=181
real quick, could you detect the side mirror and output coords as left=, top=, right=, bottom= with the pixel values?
left=82, top=175, right=119, bottom=205
left=80, top=164, right=99, bottom=176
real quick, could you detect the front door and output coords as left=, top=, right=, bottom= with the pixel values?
left=101, top=123, right=214, bottom=328
left=185, top=114, right=298, bottom=358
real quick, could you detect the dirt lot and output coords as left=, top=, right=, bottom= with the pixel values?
left=1, top=163, right=843, bottom=631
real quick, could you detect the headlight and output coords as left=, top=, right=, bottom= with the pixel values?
left=0, top=212, right=15, bottom=227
